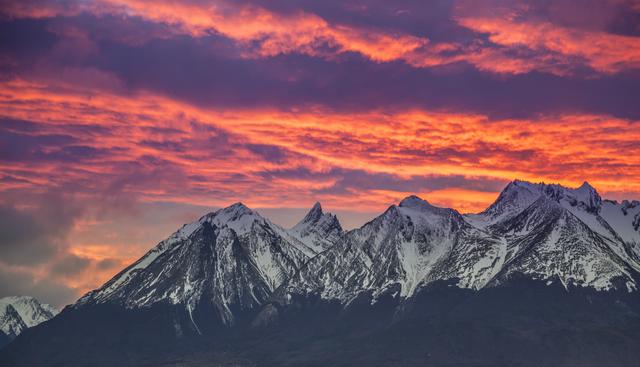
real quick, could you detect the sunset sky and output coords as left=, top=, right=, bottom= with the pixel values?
left=1, top=0, right=640, bottom=307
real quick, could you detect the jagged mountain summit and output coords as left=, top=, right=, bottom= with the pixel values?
left=466, top=180, right=640, bottom=291
left=0, top=296, right=57, bottom=345
left=289, top=202, right=343, bottom=253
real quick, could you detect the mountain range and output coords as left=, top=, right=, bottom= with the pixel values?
left=2, top=180, right=640, bottom=366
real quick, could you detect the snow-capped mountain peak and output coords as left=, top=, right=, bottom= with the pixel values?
left=206, top=202, right=265, bottom=234
left=75, top=202, right=314, bottom=325
left=290, top=202, right=343, bottom=253
left=0, top=296, right=57, bottom=329
left=469, top=180, right=543, bottom=226
left=470, top=180, right=604, bottom=227
left=213, top=202, right=252, bottom=218
left=540, top=180, right=602, bottom=214
left=0, top=296, right=57, bottom=340
left=399, top=195, right=431, bottom=208
left=398, top=195, right=462, bottom=222
left=296, top=202, right=324, bottom=224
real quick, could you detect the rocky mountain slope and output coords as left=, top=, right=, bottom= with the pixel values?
left=75, top=203, right=316, bottom=326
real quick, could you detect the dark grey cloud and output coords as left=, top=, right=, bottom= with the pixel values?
left=50, top=254, right=91, bottom=277
left=246, top=144, right=289, bottom=164
left=101, top=36, right=640, bottom=119
left=0, top=193, right=82, bottom=266
left=0, top=129, right=76, bottom=162
left=0, top=121, right=124, bottom=164
left=96, top=258, right=120, bottom=271
left=0, top=204, right=60, bottom=265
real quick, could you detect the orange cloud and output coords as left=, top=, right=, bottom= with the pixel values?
left=5, top=0, right=640, bottom=75
left=111, top=0, right=438, bottom=64
left=0, top=0, right=430, bottom=64
left=2, top=77, right=639, bottom=210
left=457, top=17, right=640, bottom=73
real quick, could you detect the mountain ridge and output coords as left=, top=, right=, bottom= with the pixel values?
left=70, top=179, right=640, bottom=323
